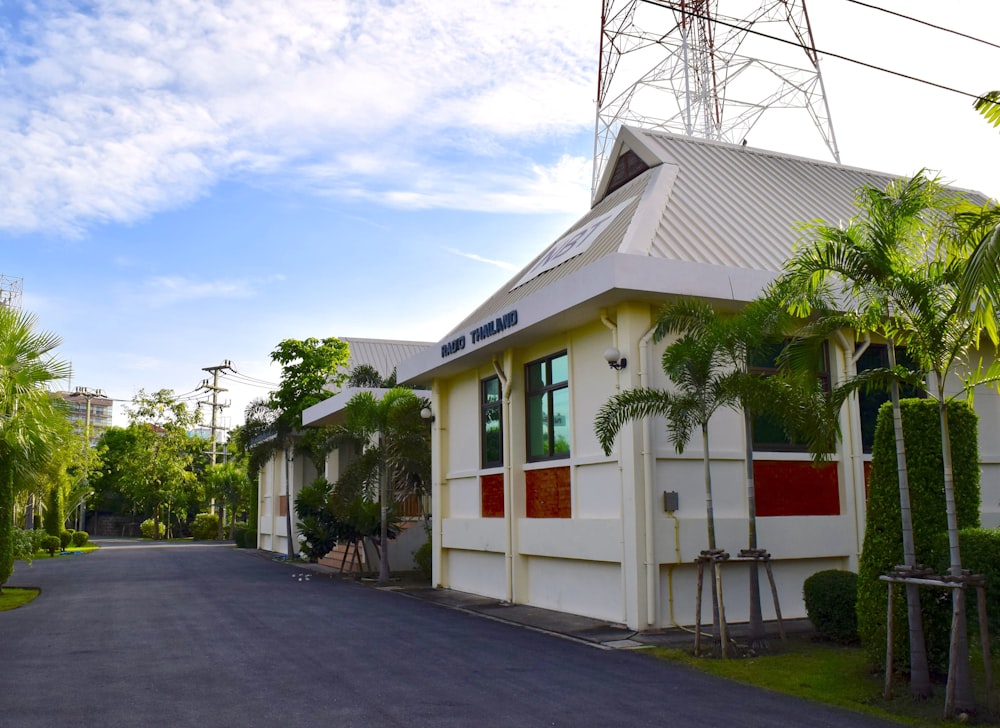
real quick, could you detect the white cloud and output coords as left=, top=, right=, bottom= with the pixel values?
left=445, top=248, right=517, bottom=271
left=0, top=0, right=598, bottom=234
left=127, top=274, right=284, bottom=307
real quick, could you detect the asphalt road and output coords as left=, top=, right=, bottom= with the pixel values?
left=0, top=540, right=895, bottom=728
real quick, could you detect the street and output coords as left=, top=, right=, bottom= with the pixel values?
left=0, top=540, right=894, bottom=728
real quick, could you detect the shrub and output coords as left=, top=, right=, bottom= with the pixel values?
left=928, top=528, right=1000, bottom=646
left=59, top=530, right=73, bottom=550
left=190, top=513, right=220, bottom=540
left=243, top=530, right=257, bottom=550
left=71, top=531, right=89, bottom=547
left=140, top=518, right=166, bottom=539
left=857, top=399, right=980, bottom=673
left=11, top=528, right=40, bottom=564
left=41, top=535, right=61, bottom=556
left=413, top=527, right=432, bottom=580
left=803, top=570, right=858, bottom=643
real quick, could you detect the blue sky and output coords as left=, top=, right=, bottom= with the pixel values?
left=2, top=0, right=999, bottom=431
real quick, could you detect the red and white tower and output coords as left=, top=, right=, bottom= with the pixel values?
left=594, top=0, right=840, bottom=196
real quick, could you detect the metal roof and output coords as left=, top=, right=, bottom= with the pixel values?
left=398, top=127, right=990, bottom=383
left=343, top=337, right=432, bottom=378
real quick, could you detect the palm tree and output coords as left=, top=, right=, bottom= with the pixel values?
left=331, top=387, right=430, bottom=584
left=777, top=174, right=953, bottom=699
left=595, top=300, right=744, bottom=653
left=0, top=307, right=71, bottom=593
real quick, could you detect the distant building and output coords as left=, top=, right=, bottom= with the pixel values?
left=58, top=388, right=112, bottom=447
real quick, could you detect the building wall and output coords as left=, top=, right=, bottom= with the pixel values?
left=428, top=301, right=1000, bottom=631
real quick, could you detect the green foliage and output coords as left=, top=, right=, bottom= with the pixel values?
left=43, top=483, right=65, bottom=537
left=803, top=570, right=858, bottom=644
left=59, top=530, right=73, bottom=550
left=295, top=478, right=340, bottom=561
left=232, top=524, right=248, bottom=548
left=974, top=90, right=1000, bottom=128
left=244, top=529, right=257, bottom=549
left=413, top=528, right=432, bottom=580
left=190, top=513, right=220, bottom=540
left=928, top=528, right=1000, bottom=644
left=11, top=528, right=43, bottom=564
left=71, top=530, right=89, bottom=547
left=140, top=518, right=166, bottom=539
left=857, top=399, right=980, bottom=672
left=40, top=535, right=61, bottom=556
left=268, top=337, right=349, bottom=432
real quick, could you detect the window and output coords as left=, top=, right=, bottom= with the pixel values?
left=750, top=341, right=830, bottom=452
left=856, top=345, right=922, bottom=453
left=481, top=376, right=503, bottom=468
left=525, top=352, right=570, bottom=461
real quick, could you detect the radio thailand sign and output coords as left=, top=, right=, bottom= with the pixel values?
left=512, top=196, right=635, bottom=290
left=441, top=309, right=519, bottom=359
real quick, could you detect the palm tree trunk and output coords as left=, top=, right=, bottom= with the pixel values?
left=0, top=465, right=14, bottom=593
left=886, top=342, right=930, bottom=698
left=378, top=458, right=389, bottom=585
left=937, top=388, right=974, bottom=715
left=701, top=422, right=725, bottom=654
left=743, top=409, right=765, bottom=649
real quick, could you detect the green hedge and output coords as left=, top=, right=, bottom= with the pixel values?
left=71, top=531, right=89, bottom=547
left=41, top=535, right=61, bottom=556
left=929, top=528, right=1000, bottom=643
left=140, top=518, right=166, bottom=539
left=857, top=398, right=980, bottom=672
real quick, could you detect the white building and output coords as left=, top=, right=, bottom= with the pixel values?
left=257, top=337, right=432, bottom=562
left=397, top=127, right=999, bottom=632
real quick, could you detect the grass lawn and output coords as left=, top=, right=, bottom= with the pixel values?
left=648, top=637, right=997, bottom=726
left=30, top=543, right=100, bottom=560
left=0, top=587, right=39, bottom=611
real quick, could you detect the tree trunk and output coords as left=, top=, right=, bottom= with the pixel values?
left=378, top=450, right=390, bottom=585
left=937, top=389, right=974, bottom=716
left=887, top=342, right=930, bottom=699
left=743, top=409, right=765, bottom=649
left=0, top=466, right=14, bottom=593
left=701, top=423, right=726, bottom=653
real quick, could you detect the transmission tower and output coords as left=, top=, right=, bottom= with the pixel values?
left=594, top=0, right=840, bottom=197
left=0, top=275, right=23, bottom=310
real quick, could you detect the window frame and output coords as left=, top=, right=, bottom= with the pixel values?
left=524, top=351, right=570, bottom=462
left=749, top=340, right=830, bottom=453
left=480, top=375, right=503, bottom=469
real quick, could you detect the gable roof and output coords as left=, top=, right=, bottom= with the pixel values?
left=343, top=337, right=432, bottom=378
left=398, top=127, right=989, bottom=383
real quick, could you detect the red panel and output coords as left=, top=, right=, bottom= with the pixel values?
left=754, top=460, right=840, bottom=517
left=525, top=467, right=571, bottom=518
left=863, top=461, right=872, bottom=500
left=481, top=474, right=505, bottom=518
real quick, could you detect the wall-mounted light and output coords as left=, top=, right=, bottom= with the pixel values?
left=420, top=407, right=435, bottom=423
left=603, top=346, right=627, bottom=370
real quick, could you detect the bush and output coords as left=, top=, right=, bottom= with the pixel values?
left=413, top=527, right=432, bottom=580
left=41, top=535, right=61, bottom=557
left=59, top=530, right=73, bottom=550
left=857, top=399, right=980, bottom=673
left=140, top=518, right=166, bottom=539
left=11, top=528, right=41, bottom=564
left=71, top=531, right=89, bottom=547
left=189, top=513, right=220, bottom=540
left=244, top=530, right=257, bottom=549
left=803, top=570, right=858, bottom=643
left=928, top=528, right=1000, bottom=647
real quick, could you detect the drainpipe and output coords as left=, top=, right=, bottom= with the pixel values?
left=493, top=357, right=514, bottom=603
left=834, top=330, right=870, bottom=568
left=602, top=312, right=631, bottom=623
left=639, top=324, right=658, bottom=628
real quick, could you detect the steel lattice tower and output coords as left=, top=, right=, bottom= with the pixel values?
left=0, top=275, right=23, bottom=310
left=594, top=0, right=840, bottom=197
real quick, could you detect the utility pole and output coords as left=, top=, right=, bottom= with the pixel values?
left=199, top=361, right=234, bottom=537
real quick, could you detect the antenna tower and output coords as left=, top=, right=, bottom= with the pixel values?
left=0, top=275, right=23, bottom=310
left=594, top=0, right=840, bottom=196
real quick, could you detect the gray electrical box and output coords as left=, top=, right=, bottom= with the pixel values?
left=663, top=491, right=679, bottom=512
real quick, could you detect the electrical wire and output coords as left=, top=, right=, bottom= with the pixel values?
left=639, top=0, right=990, bottom=102
left=220, top=371, right=278, bottom=389
left=224, top=366, right=278, bottom=387
left=841, top=0, right=1000, bottom=52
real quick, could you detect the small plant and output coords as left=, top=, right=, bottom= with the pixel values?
left=244, top=529, right=257, bottom=549
left=41, top=535, right=61, bottom=557
left=71, top=531, right=89, bottom=547
left=58, top=530, right=73, bottom=550
left=189, top=513, right=220, bottom=540
left=803, top=569, right=858, bottom=644
left=140, top=518, right=166, bottom=539
left=11, top=528, right=39, bottom=564
left=413, top=527, right=432, bottom=580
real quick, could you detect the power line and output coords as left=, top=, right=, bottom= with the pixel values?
left=642, top=0, right=987, bottom=102
left=841, top=0, right=1000, bottom=52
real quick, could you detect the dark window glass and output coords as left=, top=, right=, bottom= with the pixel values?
left=750, top=341, right=829, bottom=452
left=856, top=345, right=922, bottom=453
left=525, top=352, right=570, bottom=461
left=481, top=376, right=503, bottom=468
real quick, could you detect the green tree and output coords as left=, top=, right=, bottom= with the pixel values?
left=0, top=307, right=71, bottom=592
left=974, top=91, right=1000, bottom=127
left=264, top=337, right=349, bottom=558
left=329, top=387, right=430, bottom=584
left=120, top=389, right=202, bottom=540
left=205, top=461, right=250, bottom=538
